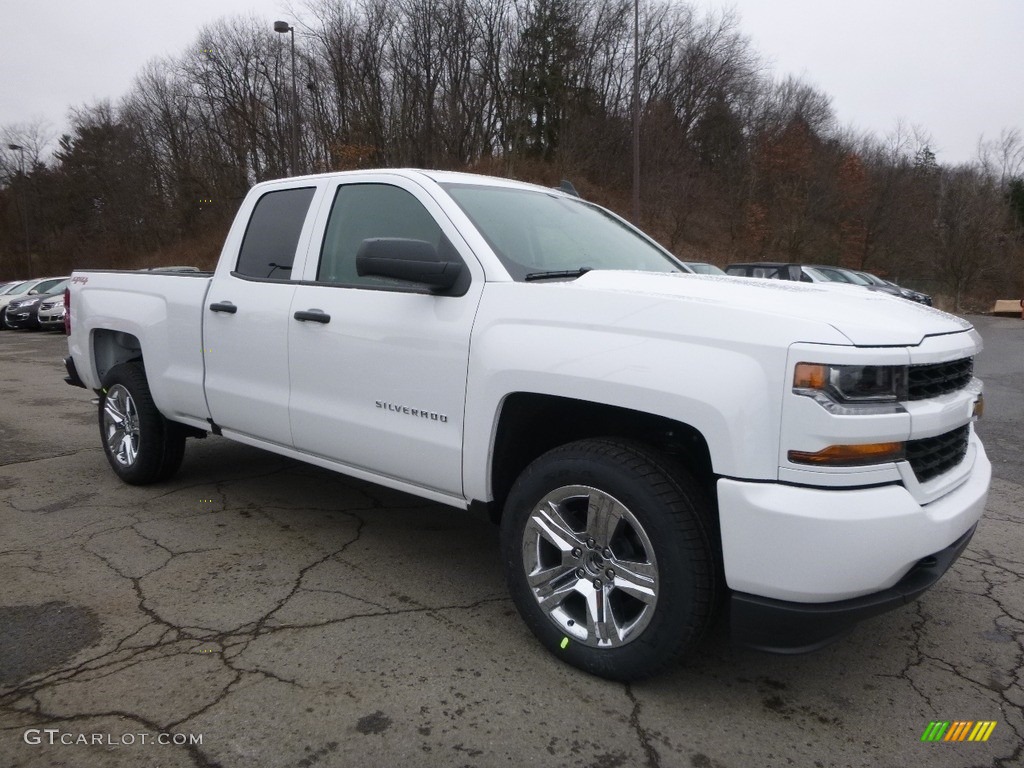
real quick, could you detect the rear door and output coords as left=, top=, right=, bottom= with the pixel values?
left=203, top=182, right=324, bottom=446
left=287, top=175, right=484, bottom=497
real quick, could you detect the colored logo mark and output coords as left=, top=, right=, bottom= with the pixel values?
left=921, top=721, right=997, bottom=742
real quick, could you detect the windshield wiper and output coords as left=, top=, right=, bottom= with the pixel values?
left=524, top=267, right=591, bottom=282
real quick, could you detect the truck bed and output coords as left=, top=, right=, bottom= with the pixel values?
left=68, top=269, right=214, bottom=428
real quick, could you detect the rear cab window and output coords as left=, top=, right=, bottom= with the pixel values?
left=235, top=187, right=317, bottom=280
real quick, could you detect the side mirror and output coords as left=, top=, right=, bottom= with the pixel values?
left=356, top=238, right=463, bottom=292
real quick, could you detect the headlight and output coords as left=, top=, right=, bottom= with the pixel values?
left=794, top=362, right=907, bottom=413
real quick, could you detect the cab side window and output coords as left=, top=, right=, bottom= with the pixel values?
left=317, top=183, right=444, bottom=286
left=236, top=187, right=316, bottom=279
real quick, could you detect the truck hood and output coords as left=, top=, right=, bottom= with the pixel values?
left=570, top=271, right=973, bottom=347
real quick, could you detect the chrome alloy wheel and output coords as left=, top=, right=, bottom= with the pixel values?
left=102, top=384, right=141, bottom=467
left=521, top=485, right=658, bottom=648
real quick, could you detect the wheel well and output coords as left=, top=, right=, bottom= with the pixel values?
left=93, top=329, right=143, bottom=383
left=487, top=393, right=715, bottom=523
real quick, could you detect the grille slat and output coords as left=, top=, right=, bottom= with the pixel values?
left=908, top=358, right=973, bottom=400
left=906, top=425, right=970, bottom=483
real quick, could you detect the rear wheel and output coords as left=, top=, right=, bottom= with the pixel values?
left=99, top=362, right=186, bottom=484
left=501, top=438, right=718, bottom=681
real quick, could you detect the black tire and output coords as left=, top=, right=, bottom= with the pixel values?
left=98, top=362, right=186, bottom=485
left=501, top=438, right=718, bottom=681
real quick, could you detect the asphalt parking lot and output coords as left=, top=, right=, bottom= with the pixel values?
left=1, top=316, right=1021, bottom=768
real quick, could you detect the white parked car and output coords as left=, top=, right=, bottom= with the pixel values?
left=0, top=280, right=25, bottom=295
left=37, top=287, right=68, bottom=331
left=683, top=261, right=726, bottom=275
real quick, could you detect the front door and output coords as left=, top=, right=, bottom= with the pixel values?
left=287, top=177, right=483, bottom=497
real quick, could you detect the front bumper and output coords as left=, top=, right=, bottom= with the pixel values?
left=718, top=435, right=989, bottom=603
left=731, top=524, right=976, bottom=652
left=3, top=309, right=38, bottom=329
left=38, top=309, right=65, bottom=329
left=718, top=436, right=989, bottom=651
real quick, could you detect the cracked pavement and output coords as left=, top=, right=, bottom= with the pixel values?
left=1, top=318, right=1021, bottom=767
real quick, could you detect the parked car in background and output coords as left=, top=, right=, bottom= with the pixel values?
left=726, top=263, right=933, bottom=306
left=1, top=281, right=26, bottom=295
left=852, top=271, right=933, bottom=306
left=684, top=262, right=726, bottom=275
left=37, top=289, right=68, bottom=331
left=727, top=262, right=800, bottom=280
left=0, top=279, right=39, bottom=311
left=3, top=294, right=40, bottom=329
left=884, top=280, right=932, bottom=306
left=5, top=278, right=69, bottom=330
left=806, top=265, right=906, bottom=298
left=725, top=262, right=846, bottom=284
left=0, top=276, right=68, bottom=330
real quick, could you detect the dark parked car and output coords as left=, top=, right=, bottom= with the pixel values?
left=853, top=271, right=933, bottom=305
left=886, top=281, right=932, bottom=305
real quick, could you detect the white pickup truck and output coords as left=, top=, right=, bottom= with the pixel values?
left=65, top=169, right=990, bottom=680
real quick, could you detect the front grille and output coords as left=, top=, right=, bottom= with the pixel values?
left=908, top=357, right=973, bottom=400
left=906, top=425, right=969, bottom=483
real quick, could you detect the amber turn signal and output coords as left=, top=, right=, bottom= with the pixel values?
left=793, top=362, right=828, bottom=390
left=788, top=441, right=906, bottom=467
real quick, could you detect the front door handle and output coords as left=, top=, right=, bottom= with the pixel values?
left=293, top=309, right=331, bottom=324
left=209, top=301, right=237, bottom=314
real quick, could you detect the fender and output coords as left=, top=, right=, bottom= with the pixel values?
left=462, top=280, right=851, bottom=502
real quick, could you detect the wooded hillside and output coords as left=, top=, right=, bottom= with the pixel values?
left=2, top=0, right=1022, bottom=309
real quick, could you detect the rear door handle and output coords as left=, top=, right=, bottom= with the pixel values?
left=293, top=309, right=331, bottom=324
left=209, top=301, right=237, bottom=314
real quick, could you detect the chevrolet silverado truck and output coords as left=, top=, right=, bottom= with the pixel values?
left=64, top=169, right=990, bottom=680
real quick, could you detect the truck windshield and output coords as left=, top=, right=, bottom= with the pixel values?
left=442, top=183, right=683, bottom=281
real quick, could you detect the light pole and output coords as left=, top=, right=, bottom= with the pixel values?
left=7, top=144, right=31, bottom=274
left=274, top=21, right=300, bottom=176
left=632, top=0, right=640, bottom=223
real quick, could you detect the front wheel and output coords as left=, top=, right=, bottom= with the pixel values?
left=99, top=362, right=186, bottom=484
left=501, top=438, right=718, bottom=681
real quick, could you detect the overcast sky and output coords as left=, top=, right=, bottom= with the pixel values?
left=692, top=0, right=1023, bottom=165
left=1, top=0, right=1019, bottom=165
